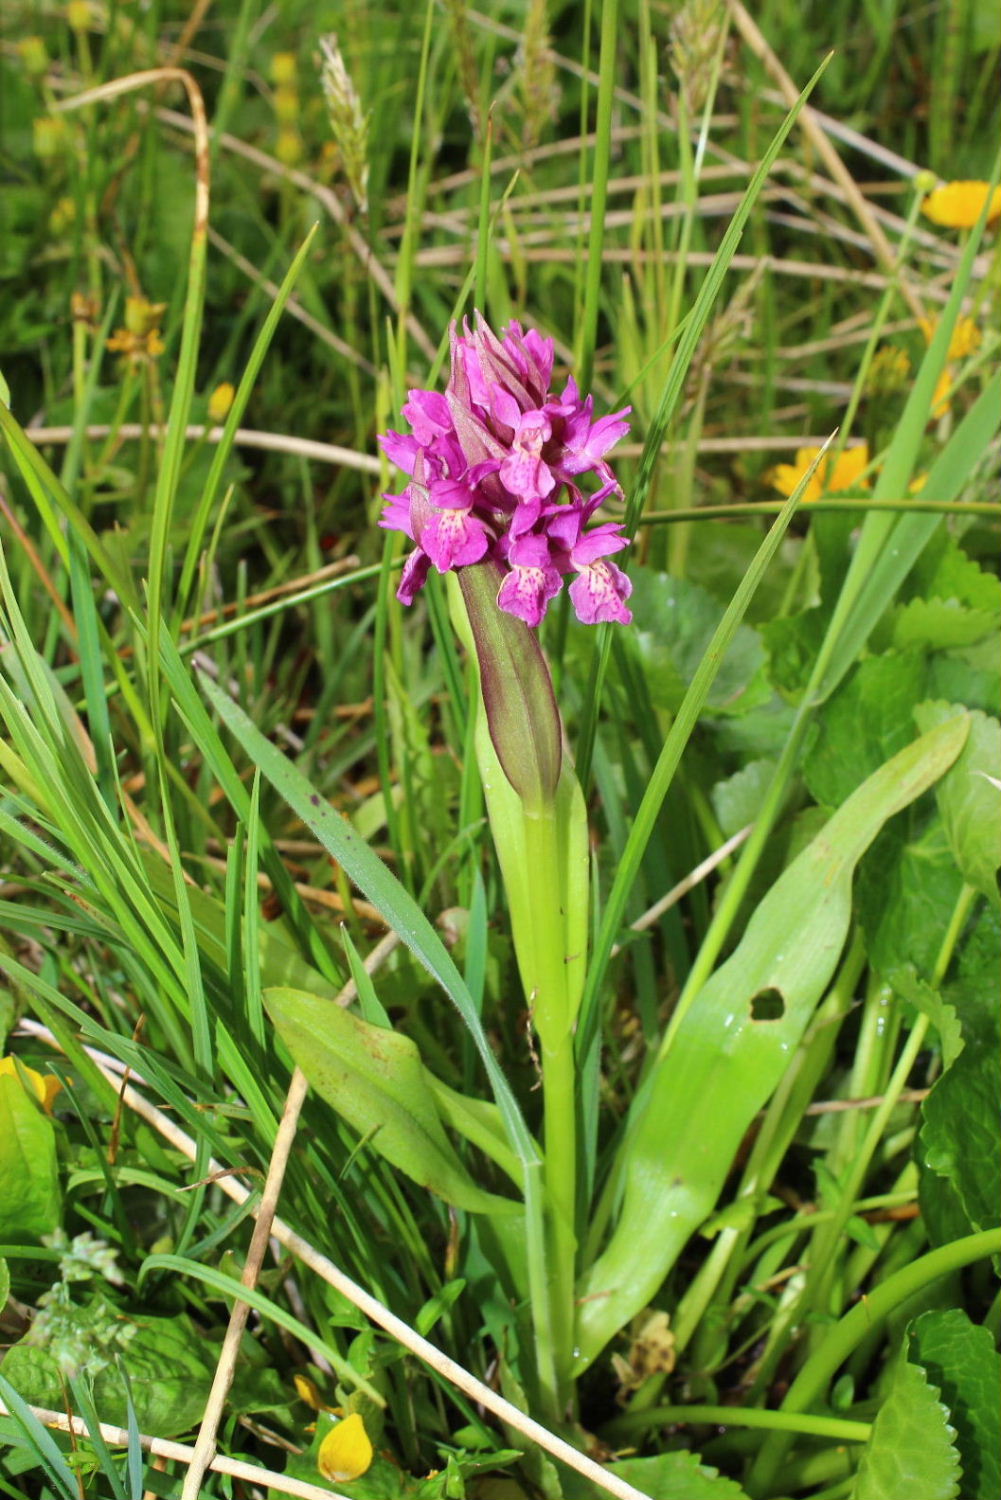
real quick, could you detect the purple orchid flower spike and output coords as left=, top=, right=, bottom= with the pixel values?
left=378, top=313, right=632, bottom=627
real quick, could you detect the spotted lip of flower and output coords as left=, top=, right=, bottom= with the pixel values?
left=378, top=314, right=633, bottom=627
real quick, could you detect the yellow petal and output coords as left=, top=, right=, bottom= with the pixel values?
left=918, top=316, right=981, bottom=361
left=922, top=180, right=1001, bottom=230
left=827, top=443, right=870, bottom=492
left=293, top=1373, right=341, bottom=1414
left=317, top=1414, right=374, bottom=1483
left=208, top=382, right=236, bottom=424
left=0, top=1055, right=56, bottom=1110
left=931, top=368, right=953, bottom=419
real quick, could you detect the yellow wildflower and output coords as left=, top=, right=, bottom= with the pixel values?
left=293, top=1373, right=340, bottom=1414
left=931, top=369, right=953, bottom=419
left=33, top=115, right=69, bottom=162
left=317, top=1414, right=373, bottom=1483
left=918, top=316, right=981, bottom=362
left=273, top=85, right=300, bottom=124
left=274, top=129, right=303, bottom=167
left=66, top=0, right=92, bottom=31
left=769, top=443, right=870, bottom=504
left=124, top=296, right=166, bottom=336
left=867, top=346, right=911, bottom=396
left=18, top=36, right=49, bottom=76
left=271, top=51, right=298, bottom=85
left=107, top=325, right=165, bottom=366
left=208, top=382, right=236, bottom=423
left=922, top=180, right=1001, bottom=229
left=49, top=197, right=76, bottom=236
left=0, top=1055, right=64, bottom=1114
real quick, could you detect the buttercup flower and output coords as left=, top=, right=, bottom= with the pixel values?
left=917, top=316, right=981, bottom=419
left=208, top=382, right=236, bottom=423
left=0, top=1054, right=63, bottom=1113
left=918, top=315, right=981, bottom=362
left=317, top=1413, right=373, bottom=1483
left=379, top=315, right=632, bottom=627
left=769, top=443, right=870, bottom=504
left=921, top=180, right=1001, bottom=229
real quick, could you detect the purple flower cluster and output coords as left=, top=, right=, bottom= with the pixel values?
left=379, top=317, right=633, bottom=627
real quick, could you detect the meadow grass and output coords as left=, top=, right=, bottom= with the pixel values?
left=0, top=3, right=999, bottom=1498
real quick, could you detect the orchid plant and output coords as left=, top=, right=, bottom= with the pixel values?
left=340, top=314, right=977, bottom=1432
left=379, top=314, right=632, bottom=1414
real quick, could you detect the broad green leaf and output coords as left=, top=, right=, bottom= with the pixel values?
left=426, top=1075, right=526, bottom=1188
left=909, top=1310, right=1001, bottom=1500
left=2, top=1310, right=285, bottom=1437
left=711, top=758, right=778, bottom=839
left=0, top=1073, right=60, bottom=1240
left=763, top=607, right=828, bottom=700
left=858, top=812, right=964, bottom=981
left=889, top=968, right=963, bottom=1069
left=927, top=636, right=1001, bottom=718
left=919, top=1020, right=1001, bottom=1244
left=265, top=986, right=519, bottom=1216
left=850, top=1357, right=960, bottom=1500
left=804, top=652, right=928, bottom=806
left=0, top=1256, right=9, bottom=1309
left=914, top=703, right=1001, bottom=907
left=574, top=714, right=970, bottom=1369
left=609, top=1450, right=749, bottom=1499
left=893, top=599, right=998, bottom=650
left=458, top=561, right=562, bottom=805
left=904, top=529, right=1001, bottom=615
left=627, top=569, right=769, bottom=718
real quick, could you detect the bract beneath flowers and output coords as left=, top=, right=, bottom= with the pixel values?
left=379, top=315, right=633, bottom=626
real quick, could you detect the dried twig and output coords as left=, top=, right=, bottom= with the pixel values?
left=24, top=423, right=381, bottom=473
left=726, top=0, right=925, bottom=321
left=24, top=1025, right=653, bottom=1500
left=0, top=1400, right=345, bottom=1500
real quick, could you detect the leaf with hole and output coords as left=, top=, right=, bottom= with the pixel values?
left=574, top=712, right=970, bottom=1370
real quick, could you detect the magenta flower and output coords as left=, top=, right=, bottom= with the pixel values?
left=378, top=315, right=632, bottom=627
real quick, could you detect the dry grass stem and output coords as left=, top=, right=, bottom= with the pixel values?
left=0, top=1398, right=348, bottom=1500
left=24, top=423, right=382, bottom=473
left=23, top=1025, right=653, bottom=1500
left=727, top=0, right=925, bottom=321
left=180, top=1066, right=311, bottom=1498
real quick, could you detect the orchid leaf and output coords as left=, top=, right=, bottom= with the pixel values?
left=265, top=985, right=520, bottom=1215
left=574, top=712, right=969, bottom=1370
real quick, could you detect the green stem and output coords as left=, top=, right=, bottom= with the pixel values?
left=745, top=1228, right=1001, bottom=1495
left=804, top=882, right=977, bottom=1323
left=605, top=1404, right=870, bottom=1445
left=640, top=498, right=1001, bottom=522
left=524, top=805, right=578, bottom=1415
